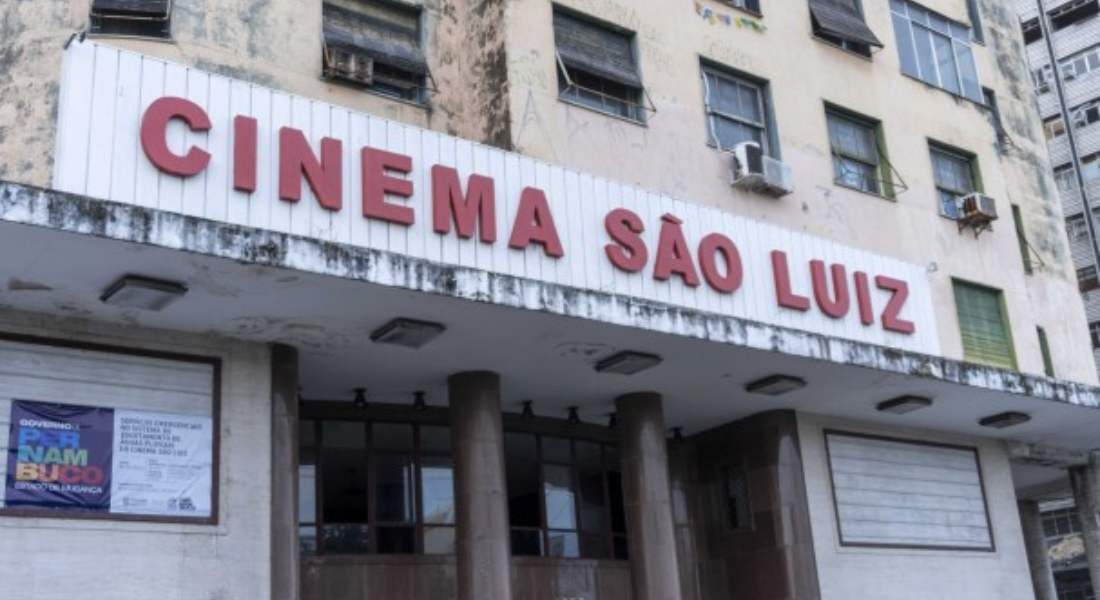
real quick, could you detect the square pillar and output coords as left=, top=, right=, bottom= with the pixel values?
left=270, top=344, right=300, bottom=600
left=616, top=392, right=683, bottom=600
left=1071, top=452, right=1100, bottom=597
left=450, top=371, right=513, bottom=600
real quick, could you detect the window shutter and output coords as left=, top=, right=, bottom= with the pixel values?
left=953, top=282, right=1016, bottom=369
left=553, top=12, right=642, bottom=88
left=91, top=0, right=170, bottom=17
left=808, top=0, right=884, bottom=48
left=323, top=2, right=427, bottom=75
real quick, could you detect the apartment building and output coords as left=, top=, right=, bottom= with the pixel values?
left=1019, top=0, right=1100, bottom=375
left=2, top=1, right=1100, bottom=599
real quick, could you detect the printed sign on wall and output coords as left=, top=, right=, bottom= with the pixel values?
left=6, top=400, right=213, bottom=518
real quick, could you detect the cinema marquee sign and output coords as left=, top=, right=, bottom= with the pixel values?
left=53, top=42, right=941, bottom=355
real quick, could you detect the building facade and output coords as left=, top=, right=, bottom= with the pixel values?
left=2, top=1, right=1100, bottom=600
left=1017, top=0, right=1100, bottom=375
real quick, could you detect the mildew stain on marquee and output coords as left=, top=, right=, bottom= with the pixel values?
left=2, top=179, right=1097, bottom=408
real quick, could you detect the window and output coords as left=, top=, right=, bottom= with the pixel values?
left=1072, top=100, right=1100, bottom=129
left=702, top=65, right=774, bottom=155
left=1043, top=507, right=1083, bottom=538
left=1037, top=326, right=1055, bottom=377
left=1056, top=165, right=1079, bottom=193
left=505, top=432, right=627, bottom=559
left=953, top=280, right=1016, bottom=369
left=89, top=0, right=171, bottom=38
left=808, top=0, right=884, bottom=57
left=1090, top=321, right=1100, bottom=349
left=1078, top=265, right=1100, bottom=291
left=554, top=10, right=646, bottom=123
left=930, top=144, right=978, bottom=219
left=1068, top=214, right=1090, bottom=241
left=827, top=108, right=891, bottom=196
left=890, top=0, right=983, bottom=103
left=322, top=0, right=428, bottom=104
left=1012, top=205, right=1033, bottom=274
left=1049, top=0, right=1099, bottom=31
left=301, top=419, right=455, bottom=555
left=1061, top=45, right=1100, bottom=82
left=1085, top=153, right=1100, bottom=182
left=983, top=88, right=1005, bottom=139
left=825, top=431, right=993, bottom=550
left=720, top=0, right=761, bottom=13
left=1022, top=18, right=1042, bottom=45
left=1033, top=64, right=1053, bottom=94
left=1045, top=116, right=1067, bottom=140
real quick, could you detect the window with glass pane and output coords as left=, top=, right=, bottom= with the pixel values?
left=702, top=66, right=769, bottom=154
left=303, top=419, right=455, bottom=555
left=952, top=280, right=1016, bottom=369
left=1056, top=166, right=1079, bottom=193
left=827, top=109, right=883, bottom=195
left=504, top=431, right=626, bottom=559
left=1090, top=321, right=1100, bottom=349
left=554, top=10, right=646, bottom=123
left=930, top=145, right=977, bottom=219
left=890, top=0, right=983, bottom=102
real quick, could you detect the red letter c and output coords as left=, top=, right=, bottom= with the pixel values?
left=140, top=96, right=212, bottom=177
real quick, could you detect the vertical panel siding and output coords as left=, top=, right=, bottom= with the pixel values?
left=52, top=42, right=941, bottom=356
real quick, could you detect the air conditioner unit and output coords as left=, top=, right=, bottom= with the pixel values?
left=323, top=47, right=374, bottom=86
left=730, top=142, right=794, bottom=197
left=956, top=192, right=997, bottom=236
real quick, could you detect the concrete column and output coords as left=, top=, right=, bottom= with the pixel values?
left=449, top=371, right=513, bottom=600
left=270, top=344, right=300, bottom=600
left=1071, top=452, right=1100, bottom=597
left=616, top=392, right=683, bottom=600
left=1018, top=499, right=1059, bottom=600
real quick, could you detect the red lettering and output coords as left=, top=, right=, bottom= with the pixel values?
left=653, top=214, right=699, bottom=286
left=279, top=127, right=342, bottom=211
left=362, top=147, right=415, bottom=225
left=509, top=187, right=564, bottom=257
left=140, top=97, right=211, bottom=177
left=233, top=115, right=258, bottom=193
left=59, top=465, right=83, bottom=485
left=853, top=271, right=874, bottom=326
left=604, top=208, right=647, bottom=272
left=431, top=165, right=496, bottom=243
left=876, top=276, right=915, bottom=334
left=698, top=233, right=742, bottom=294
left=810, top=260, right=850, bottom=319
left=771, top=251, right=810, bottom=311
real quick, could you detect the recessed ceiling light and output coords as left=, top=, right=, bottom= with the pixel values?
left=876, top=395, right=933, bottom=415
left=369, top=318, right=446, bottom=348
left=979, top=411, right=1031, bottom=429
left=594, top=351, right=662, bottom=375
left=744, top=374, right=806, bottom=396
left=100, top=275, right=187, bottom=311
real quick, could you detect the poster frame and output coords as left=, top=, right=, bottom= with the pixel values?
left=0, top=331, right=221, bottom=526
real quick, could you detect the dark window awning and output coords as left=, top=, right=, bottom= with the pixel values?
left=91, top=0, right=170, bottom=18
left=322, top=3, right=426, bottom=76
left=809, top=0, right=884, bottom=49
left=553, top=12, right=642, bottom=88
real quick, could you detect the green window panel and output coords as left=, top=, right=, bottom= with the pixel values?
left=953, top=280, right=1016, bottom=370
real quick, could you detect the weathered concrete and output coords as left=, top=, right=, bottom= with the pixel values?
left=616, top=392, right=681, bottom=600
left=3, top=180, right=1097, bottom=410
left=1019, top=499, right=1059, bottom=600
left=449, top=371, right=512, bottom=600
left=1070, top=452, right=1100, bottom=597
left=271, top=343, right=300, bottom=600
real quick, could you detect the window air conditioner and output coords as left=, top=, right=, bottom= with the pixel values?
left=324, top=47, right=374, bottom=86
left=730, top=142, right=794, bottom=198
left=957, top=192, right=998, bottom=224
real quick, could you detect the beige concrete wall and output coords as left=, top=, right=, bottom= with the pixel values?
left=503, top=0, right=1095, bottom=382
left=0, top=0, right=1093, bottom=381
left=797, top=412, right=1035, bottom=600
left=0, top=309, right=273, bottom=600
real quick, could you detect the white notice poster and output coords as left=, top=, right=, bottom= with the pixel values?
left=110, top=410, right=213, bottom=517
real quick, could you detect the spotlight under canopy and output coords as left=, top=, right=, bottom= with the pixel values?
left=369, top=317, right=446, bottom=349
left=876, top=395, right=934, bottom=415
left=744, top=374, right=806, bottom=396
left=594, top=351, right=662, bottom=375
left=100, top=274, right=187, bottom=311
left=978, top=411, right=1031, bottom=429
